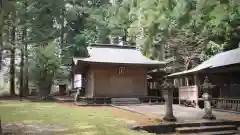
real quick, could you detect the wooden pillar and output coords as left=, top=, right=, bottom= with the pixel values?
left=176, top=78, right=181, bottom=105
left=71, top=77, right=75, bottom=91
left=180, top=78, right=183, bottom=87
left=186, top=77, right=189, bottom=86
left=71, top=62, right=75, bottom=90
left=156, top=81, right=158, bottom=97
left=92, top=70, right=95, bottom=97
left=219, top=87, right=222, bottom=98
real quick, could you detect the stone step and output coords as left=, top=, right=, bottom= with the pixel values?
left=180, top=130, right=238, bottom=135
left=176, top=125, right=237, bottom=134
left=112, top=98, right=140, bottom=101
left=111, top=98, right=140, bottom=105
left=176, top=120, right=240, bottom=128
left=112, top=100, right=140, bottom=102
left=113, top=102, right=140, bottom=104
left=112, top=101, right=140, bottom=103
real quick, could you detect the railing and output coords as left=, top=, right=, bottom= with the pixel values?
left=212, top=98, right=240, bottom=112
left=139, top=96, right=164, bottom=104
left=139, top=96, right=179, bottom=104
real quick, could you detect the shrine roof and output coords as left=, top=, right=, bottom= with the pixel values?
left=73, top=44, right=166, bottom=66
left=167, top=47, right=240, bottom=77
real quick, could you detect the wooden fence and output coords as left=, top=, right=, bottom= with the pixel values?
left=212, top=98, right=240, bottom=112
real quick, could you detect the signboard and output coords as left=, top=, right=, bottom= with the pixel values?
left=119, top=67, right=125, bottom=75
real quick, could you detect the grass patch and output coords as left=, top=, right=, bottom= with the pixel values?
left=0, top=100, right=158, bottom=135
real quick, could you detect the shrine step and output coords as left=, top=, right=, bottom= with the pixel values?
left=132, top=120, right=240, bottom=134
left=180, top=130, right=238, bottom=135
left=176, top=120, right=240, bottom=128
left=111, top=98, right=141, bottom=105
left=176, top=125, right=237, bottom=134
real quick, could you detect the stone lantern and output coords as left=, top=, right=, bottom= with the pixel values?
left=162, top=78, right=177, bottom=121
left=201, top=76, right=216, bottom=120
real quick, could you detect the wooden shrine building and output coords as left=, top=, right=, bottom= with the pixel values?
left=167, top=47, right=240, bottom=110
left=73, top=44, right=165, bottom=98
left=147, top=69, right=167, bottom=97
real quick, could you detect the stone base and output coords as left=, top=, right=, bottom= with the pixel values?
left=202, top=114, right=216, bottom=120
left=163, top=115, right=177, bottom=122
left=74, top=94, right=80, bottom=102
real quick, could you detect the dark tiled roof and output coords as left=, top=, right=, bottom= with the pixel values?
left=73, top=45, right=166, bottom=66
left=168, top=48, right=240, bottom=77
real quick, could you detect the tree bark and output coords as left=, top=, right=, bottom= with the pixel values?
left=23, top=28, right=29, bottom=96
left=122, top=28, right=127, bottom=45
left=0, top=0, right=3, bottom=71
left=60, top=9, right=64, bottom=55
left=20, top=1, right=29, bottom=97
left=19, top=29, right=26, bottom=97
left=0, top=27, right=2, bottom=71
left=10, top=26, right=16, bottom=96
left=19, top=48, right=23, bottom=97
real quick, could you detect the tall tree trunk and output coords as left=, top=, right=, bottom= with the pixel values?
left=159, top=42, right=165, bottom=61
left=59, top=9, right=67, bottom=95
left=122, top=29, right=127, bottom=45
left=0, top=0, right=3, bottom=71
left=19, top=29, right=26, bottom=97
left=0, top=27, right=2, bottom=71
left=24, top=34, right=29, bottom=95
left=23, top=1, right=29, bottom=96
left=60, top=9, right=64, bottom=58
left=10, top=26, right=16, bottom=96
left=19, top=47, right=24, bottom=97
left=23, top=28, right=29, bottom=96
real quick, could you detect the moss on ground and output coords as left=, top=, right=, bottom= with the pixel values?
left=0, top=100, right=160, bottom=135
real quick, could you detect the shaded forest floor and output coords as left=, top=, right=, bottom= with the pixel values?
left=0, top=100, right=163, bottom=135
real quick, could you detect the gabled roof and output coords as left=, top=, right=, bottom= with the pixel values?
left=167, top=47, right=240, bottom=77
left=73, top=44, right=166, bottom=66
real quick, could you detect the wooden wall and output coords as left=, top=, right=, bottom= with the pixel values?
left=85, top=64, right=148, bottom=98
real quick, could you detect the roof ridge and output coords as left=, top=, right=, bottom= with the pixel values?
left=216, top=47, right=240, bottom=55
left=167, top=47, right=240, bottom=77
left=89, top=43, right=136, bottom=49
